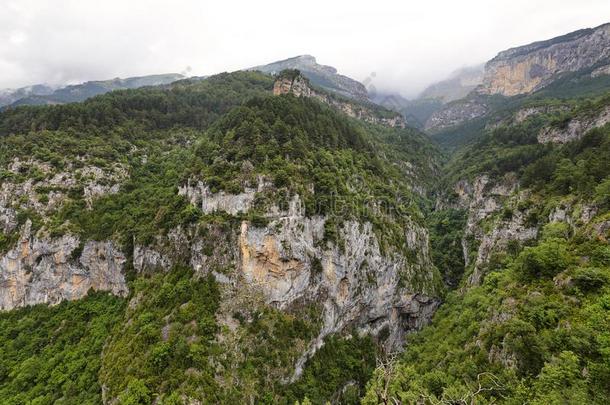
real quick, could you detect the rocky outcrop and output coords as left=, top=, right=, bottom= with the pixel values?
left=424, top=99, right=487, bottom=131
left=0, top=221, right=128, bottom=310
left=478, top=23, right=610, bottom=96
left=0, top=157, right=130, bottom=311
left=179, top=180, right=258, bottom=215
left=238, top=205, right=439, bottom=379
left=453, top=175, right=538, bottom=286
left=537, top=105, right=610, bottom=143
left=1, top=157, right=127, bottom=213
left=274, top=73, right=407, bottom=128
left=591, top=63, right=610, bottom=78
left=250, top=55, right=369, bottom=101
left=137, top=186, right=441, bottom=378
left=454, top=173, right=603, bottom=288
left=273, top=74, right=314, bottom=98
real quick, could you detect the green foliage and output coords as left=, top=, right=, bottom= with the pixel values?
left=530, top=351, right=589, bottom=404
left=443, top=95, right=610, bottom=201
left=364, top=90, right=610, bottom=401
left=571, top=267, right=608, bottom=292
left=363, top=213, right=610, bottom=404
left=284, top=334, right=377, bottom=404
left=216, top=304, right=322, bottom=404
left=0, top=293, right=125, bottom=404
left=511, top=237, right=572, bottom=280
left=118, top=379, right=152, bottom=405
left=595, top=176, right=610, bottom=208
left=0, top=69, right=446, bottom=404
left=540, top=221, right=570, bottom=239
left=427, top=208, right=467, bottom=287
left=0, top=71, right=274, bottom=136
left=189, top=92, right=438, bottom=253
left=100, top=267, right=221, bottom=403
left=277, top=69, right=305, bottom=81
left=1, top=55, right=608, bottom=405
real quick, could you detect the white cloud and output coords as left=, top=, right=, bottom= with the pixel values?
left=0, top=0, right=608, bottom=97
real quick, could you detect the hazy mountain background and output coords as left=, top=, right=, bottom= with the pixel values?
left=2, top=0, right=609, bottom=97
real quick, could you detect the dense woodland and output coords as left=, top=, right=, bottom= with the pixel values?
left=0, top=67, right=609, bottom=404
left=0, top=71, right=438, bottom=404
left=364, top=90, right=610, bottom=403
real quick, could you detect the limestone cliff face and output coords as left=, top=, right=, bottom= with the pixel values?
left=136, top=186, right=441, bottom=378
left=273, top=74, right=314, bottom=98
left=179, top=181, right=257, bottom=215
left=538, top=105, right=610, bottom=143
left=0, top=220, right=128, bottom=310
left=451, top=174, right=598, bottom=288
left=422, top=24, right=610, bottom=132
left=454, top=175, right=538, bottom=286
left=479, top=23, right=610, bottom=96
left=273, top=74, right=407, bottom=128
left=241, top=213, right=438, bottom=380
left=0, top=157, right=130, bottom=310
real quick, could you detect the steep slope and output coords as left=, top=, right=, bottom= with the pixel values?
left=364, top=93, right=610, bottom=404
left=426, top=22, right=610, bottom=135
left=248, top=55, right=369, bottom=101
left=0, top=70, right=442, bottom=404
left=3, top=24, right=609, bottom=404
left=479, top=23, right=610, bottom=96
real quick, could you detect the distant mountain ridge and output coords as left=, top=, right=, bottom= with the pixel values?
left=247, top=55, right=369, bottom=101
left=1, top=73, right=185, bottom=108
left=0, top=84, right=55, bottom=107
left=274, top=70, right=407, bottom=128
left=418, top=65, right=485, bottom=103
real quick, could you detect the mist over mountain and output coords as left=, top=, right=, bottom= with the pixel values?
left=2, top=1, right=609, bottom=97
left=418, top=64, right=485, bottom=103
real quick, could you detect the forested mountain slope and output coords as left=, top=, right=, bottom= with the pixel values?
left=364, top=90, right=610, bottom=404
left=0, top=70, right=443, bottom=404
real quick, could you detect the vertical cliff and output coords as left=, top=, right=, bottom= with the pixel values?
left=479, top=23, right=610, bottom=96
left=137, top=187, right=442, bottom=374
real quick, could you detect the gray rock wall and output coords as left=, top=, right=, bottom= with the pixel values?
left=0, top=221, right=128, bottom=310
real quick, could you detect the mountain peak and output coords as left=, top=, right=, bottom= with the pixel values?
left=247, top=55, right=367, bottom=101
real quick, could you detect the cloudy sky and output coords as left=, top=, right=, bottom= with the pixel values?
left=1, top=0, right=608, bottom=97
